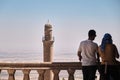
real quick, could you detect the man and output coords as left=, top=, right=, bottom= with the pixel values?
left=77, top=29, right=99, bottom=80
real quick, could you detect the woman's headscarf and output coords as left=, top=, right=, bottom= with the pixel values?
left=100, top=33, right=113, bottom=52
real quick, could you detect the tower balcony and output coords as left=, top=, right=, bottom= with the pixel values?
left=42, top=36, right=55, bottom=41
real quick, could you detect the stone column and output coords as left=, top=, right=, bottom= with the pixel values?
left=7, top=69, right=16, bottom=80
left=37, top=69, right=45, bottom=80
left=52, top=69, right=60, bottom=80
left=67, top=68, right=75, bottom=80
left=22, top=69, right=31, bottom=80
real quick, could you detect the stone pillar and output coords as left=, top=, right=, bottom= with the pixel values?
left=67, top=68, right=75, bottom=80
left=22, top=69, right=31, bottom=80
left=42, top=23, right=54, bottom=80
left=52, top=69, right=60, bottom=80
left=37, top=69, right=45, bottom=80
left=7, top=69, right=16, bottom=80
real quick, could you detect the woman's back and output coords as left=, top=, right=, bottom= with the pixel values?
left=98, top=44, right=119, bottom=65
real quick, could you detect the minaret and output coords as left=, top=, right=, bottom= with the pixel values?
left=42, top=22, right=54, bottom=80
left=42, top=23, right=54, bottom=62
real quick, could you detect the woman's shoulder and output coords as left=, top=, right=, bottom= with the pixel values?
left=112, top=44, right=116, bottom=47
left=106, top=43, right=115, bottom=47
left=106, top=44, right=117, bottom=48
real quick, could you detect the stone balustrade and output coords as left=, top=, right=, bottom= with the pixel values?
left=0, top=62, right=82, bottom=80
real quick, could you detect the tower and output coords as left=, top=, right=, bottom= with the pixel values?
left=42, top=23, right=54, bottom=62
left=42, top=23, right=54, bottom=80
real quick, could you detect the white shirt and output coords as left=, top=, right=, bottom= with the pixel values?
left=78, top=40, right=98, bottom=66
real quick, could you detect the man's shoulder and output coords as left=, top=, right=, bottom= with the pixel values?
left=80, top=40, right=88, bottom=44
left=92, top=42, right=98, bottom=47
left=80, top=40, right=98, bottom=46
left=93, top=42, right=98, bottom=45
left=81, top=39, right=88, bottom=42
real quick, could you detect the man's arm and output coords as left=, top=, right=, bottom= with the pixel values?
left=96, top=52, right=100, bottom=64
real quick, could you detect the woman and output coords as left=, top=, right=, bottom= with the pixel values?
left=98, top=33, right=120, bottom=80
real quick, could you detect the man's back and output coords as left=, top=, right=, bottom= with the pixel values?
left=79, top=40, right=98, bottom=66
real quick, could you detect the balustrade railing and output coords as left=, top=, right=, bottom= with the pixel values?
left=0, top=62, right=82, bottom=80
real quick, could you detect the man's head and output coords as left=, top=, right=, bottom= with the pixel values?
left=88, top=29, right=96, bottom=40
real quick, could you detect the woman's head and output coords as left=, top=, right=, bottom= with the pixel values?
left=103, top=33, right=112, bottom=42
left=100, top=33, right=113, bottom=51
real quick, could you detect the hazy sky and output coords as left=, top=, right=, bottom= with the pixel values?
left=0, top=0, right=120, bottom=54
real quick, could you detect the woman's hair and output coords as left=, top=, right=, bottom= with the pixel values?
left=100, top=33, right=113, bottom=51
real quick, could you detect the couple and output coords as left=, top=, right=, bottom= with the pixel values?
left=77, top=29, right=120, bottom=80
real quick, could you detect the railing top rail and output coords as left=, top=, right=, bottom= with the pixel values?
left=0, top=62, right=82, bottom=70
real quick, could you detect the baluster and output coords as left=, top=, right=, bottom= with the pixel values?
left=37, top=69, right=45, bottom=80
left=22, top=69, right=31, bottom=80
left=0, top=69, right=1, bottom=79
left=67, top=68, right=75, bottom=80
left=52, top=69, right=60, bottom=80
left=7, top=69, right=16, bottom=80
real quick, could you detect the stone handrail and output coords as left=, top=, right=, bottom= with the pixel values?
left=0, top=62, right=82, bottom=80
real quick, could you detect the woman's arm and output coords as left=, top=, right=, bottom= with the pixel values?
left=114, top=44, right=119, bottom=58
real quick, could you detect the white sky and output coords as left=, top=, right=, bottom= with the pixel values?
left=0, top=0, right=120, bottom=54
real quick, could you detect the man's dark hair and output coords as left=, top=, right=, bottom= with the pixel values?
left=88, top=29, right=96, bottom=37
